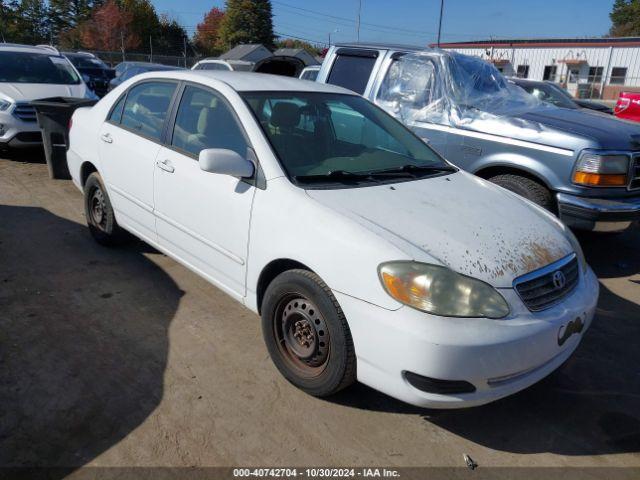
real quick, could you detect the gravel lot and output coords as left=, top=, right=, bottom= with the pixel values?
left=1, top=152, right=639, bottom=472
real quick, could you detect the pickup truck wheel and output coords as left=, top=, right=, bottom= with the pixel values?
left=84, top=172, right=130, bottom=246
left=261, top=269, right=356, bottom=397
left=488, top=174, right=554, bottom=211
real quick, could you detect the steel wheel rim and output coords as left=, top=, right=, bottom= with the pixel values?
left=89, top=187, right=107, bottom=230
left=273, top=294, right=330, bottom=378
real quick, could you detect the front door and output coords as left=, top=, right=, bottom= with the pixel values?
left=153, top=84, right=256, bottom=300
left=98, top=80, right=177, bottom=242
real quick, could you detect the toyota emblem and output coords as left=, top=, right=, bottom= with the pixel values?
left=552, top=270, right=566, bottom=290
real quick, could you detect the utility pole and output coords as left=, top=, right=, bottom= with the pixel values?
left=356, top=0, right=361, bottom=42
left=183, top=35, right=187, bottom=68
left=120, top=31, right=125, bottom=62
left=149, top=36, right=153, bottom=63
left=436, top=0, right=444, bottom=47
left=328, top=28, right=339, bottom=46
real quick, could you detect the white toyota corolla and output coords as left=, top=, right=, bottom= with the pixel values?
left=67, top=70, right=598, bottom=408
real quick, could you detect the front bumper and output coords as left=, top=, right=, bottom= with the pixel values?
left=557, top=192, right=640, bottom=232
left=334, top=266, right=598, bottom=409
left=0, top=111, right=42, bottom=148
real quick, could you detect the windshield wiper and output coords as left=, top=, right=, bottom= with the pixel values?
left=366, top=164, right=457, bottom=178
left=294, top=170, right=378, bottom=184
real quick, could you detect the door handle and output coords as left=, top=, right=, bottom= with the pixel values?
left=156, top=159, right=175, bottom=173
left=100, top=133, right=113, bottom=144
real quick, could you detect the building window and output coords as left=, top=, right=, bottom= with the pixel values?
left=543, top=65, right=557, bottom=81
left=588, top=66, right=603, bottom=83
left=568, top=68, right=580, bottom=84
left=610, top=67, right=627, bottom=85
left=516, top=65, right=529, bottom=78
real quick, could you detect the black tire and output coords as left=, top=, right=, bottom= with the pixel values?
left=83, top=172, right=130, bottom=246
left=488, top=173, right=554, bottom=211
left=261, top=269, right=356, bottom=397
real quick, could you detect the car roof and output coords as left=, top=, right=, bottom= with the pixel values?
left=0, top=43, right=62, bottom=56
left=335, top=42, right=426, bottom=52
left=136, top=70, right=356, bottom=94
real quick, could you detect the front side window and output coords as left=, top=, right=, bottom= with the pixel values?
left=120, top=81, right=176, bottom=140
left=327, top=53, right=376, bottom=95
left=376, top=57, right=443, bottom=123
left=242, top=91, right=452, bottom=187
left=172, top=85, right=247, bottom=157
left=0, top=52, right=81, bottom=84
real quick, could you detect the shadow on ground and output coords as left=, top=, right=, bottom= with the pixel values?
left=0, top=205, right=182, bottom=471
left=331, top=229, right=640, bottom=456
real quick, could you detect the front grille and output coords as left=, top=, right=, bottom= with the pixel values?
left=514, top=254, right=579, bottom=312
left=629, top=154, right=640, bottom=190
left=13, top=103, right=37, bottom=123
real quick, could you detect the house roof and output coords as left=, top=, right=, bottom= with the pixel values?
left=220, top=44, right=271, bottom=60
left=433, top=37, right=640, bottom=49
left=273, top=48, right=319, bottom=65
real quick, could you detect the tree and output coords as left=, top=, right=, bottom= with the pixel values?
left=194, top=7, right=225, bottom=55
left=118, top=0, right=159, bottom=52
left=217, top=0, right=274, bottom=50
left=49, top=0, right=101, bottom=41
left=78, top=0, right=139, bottom=51
left=155, top=14, right=189, bottom=57
left=274, top=38, right=321, bottom=56
left=17, top=0, right=49, bottom=44
left=610, top=0, right=640, bottom=37
left=0, top=1, right=23, bottom=42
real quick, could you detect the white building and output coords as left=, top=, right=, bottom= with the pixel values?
left=437, top=37, right=640, bottom=99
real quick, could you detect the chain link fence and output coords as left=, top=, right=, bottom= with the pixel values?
left=86, top=50, right=203, bottom=68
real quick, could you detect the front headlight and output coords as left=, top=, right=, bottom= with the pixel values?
left=379, top=262, right=510, bottom=318
left=564, top=228, right=588, bottom=274
left=0, top=98, right=12, bottom=111
left=573, top=152, right=629, bottom=187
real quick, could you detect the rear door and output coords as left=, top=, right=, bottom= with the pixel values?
left=98, top=80, right=177, bottom=242
left=153, top=84, right=256, bottom=300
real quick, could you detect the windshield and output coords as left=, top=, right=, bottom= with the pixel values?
left=447, top=53, right=541, bottom=114
left=67, top=55, right=108, bottom=69
left=517, top=82, right=577, bottom=109
left=242, top=92, right=452, bottom=187
left=0, top=52, right=81, bottom=84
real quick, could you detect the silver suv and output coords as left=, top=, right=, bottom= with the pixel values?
left=317, top=43, right=640, bottom=232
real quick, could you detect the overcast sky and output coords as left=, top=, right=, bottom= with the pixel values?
left=152, top=0, right=615, bottom=46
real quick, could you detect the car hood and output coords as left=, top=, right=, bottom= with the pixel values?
left=465, top=105, right=640, bottom=151
left=305, top=172, right=573, bottom=288
left=0, top=83, right=86, bottom=102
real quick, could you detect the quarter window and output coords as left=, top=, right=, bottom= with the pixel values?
left=108, top=94, right=126, bottom=123
left=327, top=53, right=377, bottom=95
left=171, top=85, right=247, bottom=157
left=120, top=81, right=176, bottom=141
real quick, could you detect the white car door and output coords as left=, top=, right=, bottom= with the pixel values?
left=98, top=80, right=178, bottom=243
left=153, top=84, right=256, bottom=300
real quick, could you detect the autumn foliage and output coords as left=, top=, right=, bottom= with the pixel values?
left=79, top=0, right=140, bottom=51
left=194, top=7, right=225, bottom=54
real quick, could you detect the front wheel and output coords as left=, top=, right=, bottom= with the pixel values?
left=83, top=172, right=130, bottom=246
left=488, top=173, right=554, bottom=212
left=261, top=270, right=356, bottom=397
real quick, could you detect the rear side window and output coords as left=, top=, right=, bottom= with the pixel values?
left=120, top=82, right=176, bottom=140
left=171, top=85, right=247, bottom=157
left=327, top=54, right=376, bottom=94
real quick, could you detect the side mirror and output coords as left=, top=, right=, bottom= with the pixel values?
left=199, top=148, right=254, bottom=178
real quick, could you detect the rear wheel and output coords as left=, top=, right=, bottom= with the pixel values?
left=83, top=172, right=130, bottom=246
left=261, top=269, right=356, bottom=397
left=488, top=173, right=554, bottom=211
